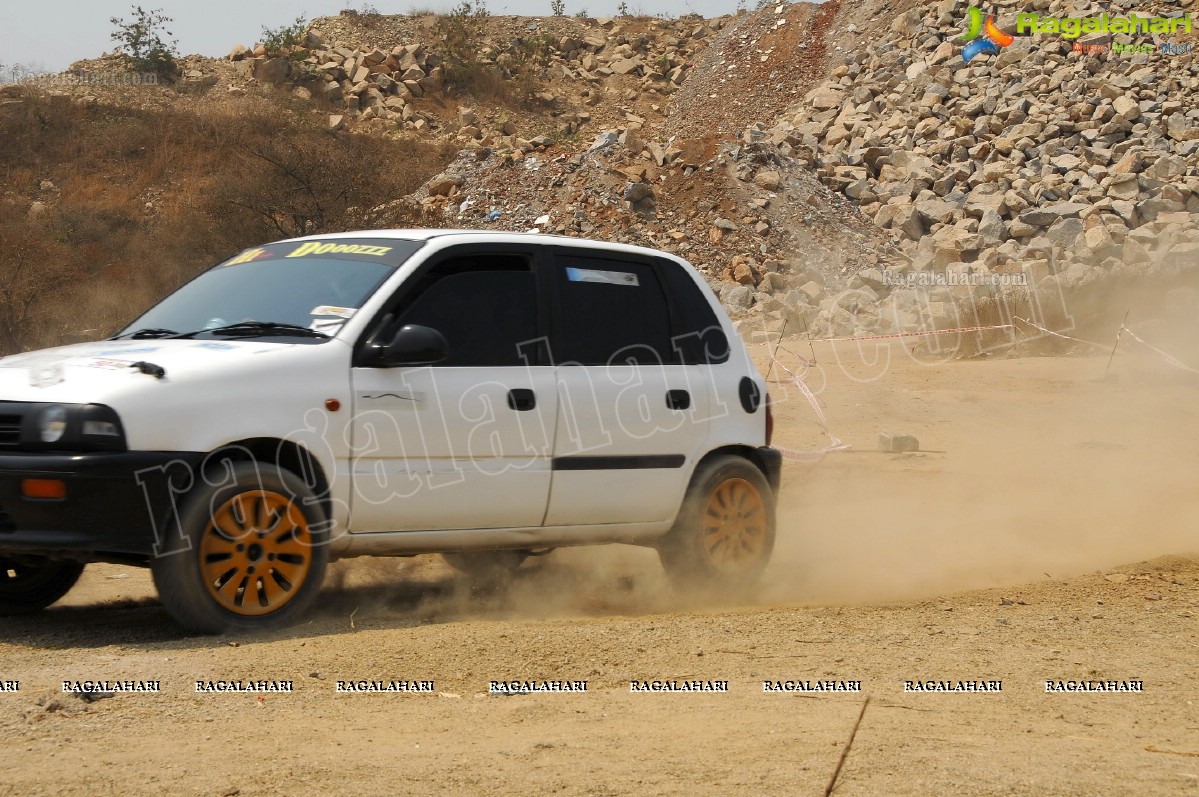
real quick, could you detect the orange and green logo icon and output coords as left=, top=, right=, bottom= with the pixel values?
left=960, top=7, right=1015, bottom=62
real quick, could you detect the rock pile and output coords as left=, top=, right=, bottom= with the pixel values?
left=229, top=14, right=723, bottom=139
left=42, top=0, right=1199, bottom=345
left=750, top=0, right=1199, bottom=336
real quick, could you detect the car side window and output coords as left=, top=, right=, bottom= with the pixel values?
left=656, top=258, right=730, bottom=365
left=552, top=254, right=675, bottom=366
left=383, top=254, right=538, bottom=367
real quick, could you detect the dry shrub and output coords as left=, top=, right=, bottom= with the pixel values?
left=431, top=1, right=548, bottom=106
left=0, top=89, right=453, bottom=353
left=206, top=111, right=439, bottom=239
left=0, top=205, right=76, bottom=352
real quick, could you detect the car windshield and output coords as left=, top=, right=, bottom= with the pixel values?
left=115, top=238, right=424, bottom=341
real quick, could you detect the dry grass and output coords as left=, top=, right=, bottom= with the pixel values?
left=0, top=89, right=454, bottom=352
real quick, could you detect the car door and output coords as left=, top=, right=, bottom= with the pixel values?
left=544, top=249, right=716, bottom=526
left=349, top=246, right=557, bottom=532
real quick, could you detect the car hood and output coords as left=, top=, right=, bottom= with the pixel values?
left=0, top=339, right=309, bottom=404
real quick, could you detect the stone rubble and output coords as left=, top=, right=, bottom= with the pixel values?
left=26, top=0, right=1199, bottom=347
left=752, top=0, right=1199, bottom=338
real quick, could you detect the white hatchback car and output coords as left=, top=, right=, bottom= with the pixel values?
left=0, top=230, right=780, bottom=632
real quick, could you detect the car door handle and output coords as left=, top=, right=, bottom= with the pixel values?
left=507, top=388, right=537, bottom=412
left=666, top=389, right=691, bottom=410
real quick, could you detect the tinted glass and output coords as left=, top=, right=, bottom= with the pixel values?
left=553, top=255, right=674, bottom=366
left=656, top=258, right=730, bottom=365
left=394, top=263, right=538, bottom=367
left=118, top=238, right=422, bottom=339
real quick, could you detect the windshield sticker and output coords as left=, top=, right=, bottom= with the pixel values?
left=223, top=248, right=271, bottom=266
left=287, top=242, right=393, bottom=259
left=217, top=238, right=417, bottom=268
left=311, top=305, right=357, bottom=319
left=309, top=319, right=345, bottom=336
left=565, top=267, right=640, bottom=287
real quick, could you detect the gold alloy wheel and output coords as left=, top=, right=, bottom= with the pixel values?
left=199, top=490, right=313, bottom=616
left=701, top=477, right=768, bottom=573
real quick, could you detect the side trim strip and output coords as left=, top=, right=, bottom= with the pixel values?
left=552, top=455, right=686, bottom=471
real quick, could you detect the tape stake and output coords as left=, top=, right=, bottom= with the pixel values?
left=1104, top=311, right=1129, bottom=379
left=765, top=355, right=851, bottom=463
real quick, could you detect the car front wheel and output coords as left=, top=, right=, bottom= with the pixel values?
left=151, top=463, right=329, bottom=634
left=0, top=557, right=85, bottom=615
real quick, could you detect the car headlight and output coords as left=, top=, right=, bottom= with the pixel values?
left=39, top=405, right=68, bottom=443
left=82, top=420, right=121, bottom=437
left=17, top=403, right=127, bottom=452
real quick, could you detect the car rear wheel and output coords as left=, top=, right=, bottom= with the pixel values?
left=0, top=557, right=85, bottom=615
left=658, top=455, right=775, bottom=590
left=152, top=463, right=329, bottom=634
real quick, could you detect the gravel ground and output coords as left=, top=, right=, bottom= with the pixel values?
left=1, top=346, right=1197, bottom=796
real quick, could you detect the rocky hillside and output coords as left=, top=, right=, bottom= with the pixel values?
left=7, top=0, right=1199, bottom=350
left=771, top=0, right=1199, bottom=338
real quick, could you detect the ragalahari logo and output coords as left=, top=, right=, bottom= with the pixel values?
left=959, top=7, right=1015, bottom=62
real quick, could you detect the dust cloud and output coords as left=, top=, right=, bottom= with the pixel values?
left=759, top=314, right=1199, bottom=606
left=317, top=317, right=1199, bottom=622
left=315, top=544, right=680, bottom=628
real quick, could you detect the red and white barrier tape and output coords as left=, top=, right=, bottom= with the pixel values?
left=759, top=316, right=1198, bottom=464
left=809, top=324, right=1014, bottom=344
left=756, top=324, right=1014, bottom=463
left=1119, top=326, right=1199, bottom=375
left=747, top=323, right=1015, bottom=347
left=1015, top=317, right=1199, bottom=375
left=1012, top=317, right=1113, bottom=352
left=767, top=355, right=852, bottom=463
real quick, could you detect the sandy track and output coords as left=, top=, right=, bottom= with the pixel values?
left=1, top=345, right=1197, bottom=796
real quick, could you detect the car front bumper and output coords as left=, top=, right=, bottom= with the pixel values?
left=0, top=451, right=205, bottom=561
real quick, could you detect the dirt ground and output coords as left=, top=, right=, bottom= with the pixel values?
left=1, top=339, right=1198, bottom=797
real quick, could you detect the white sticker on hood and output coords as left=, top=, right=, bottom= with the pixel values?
left=0, top=352, right=67, bottom=369
left=30, top=362, right=65, bottom=387
left=77, top=358, right=135, bottom=371
left=0, top=353, right=68, bottom=386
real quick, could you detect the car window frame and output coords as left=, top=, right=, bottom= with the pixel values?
left=546, top=246, right=692, bottom=368
left=653, top=255, right=731, bottom=366
left=352, top=243, right=550, bottom=368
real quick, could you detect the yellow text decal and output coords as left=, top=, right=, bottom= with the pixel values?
left=224, top=248, right=268, bottom=266
left=286, top=242, right=393, bottom=258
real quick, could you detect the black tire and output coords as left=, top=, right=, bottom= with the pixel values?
left=0, top=558, right=85, bottom=615
left=151, top=462, right=329, bottom=634
left=658, top=455, right=776, bottom=590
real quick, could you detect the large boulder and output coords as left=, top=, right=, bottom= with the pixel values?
left=252, top=56, right=290, bottom=84
left=1018, top=202, right=1091, bottom=228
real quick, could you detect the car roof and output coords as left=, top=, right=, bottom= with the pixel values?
left=277, top=229, right=685, bottom=263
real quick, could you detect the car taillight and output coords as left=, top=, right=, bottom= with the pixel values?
left=765, top=392, right=774, bottom=446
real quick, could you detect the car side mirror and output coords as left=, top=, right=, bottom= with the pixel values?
left=367, top=324, right=449, bottom=367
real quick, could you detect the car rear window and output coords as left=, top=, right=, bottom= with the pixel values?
left=552, top=255, right=674, bottom=366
